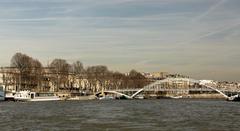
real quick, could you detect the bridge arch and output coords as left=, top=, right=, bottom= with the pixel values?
left=199, top=81, right=229, bottom=99
left=97, top=78, right=230, bottom=99
left=132, top=78, right=230, bottom=99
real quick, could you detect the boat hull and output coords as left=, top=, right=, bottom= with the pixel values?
left=14, top=97, right=31, bottom=101
left=30, top=97, right=61, bottom=102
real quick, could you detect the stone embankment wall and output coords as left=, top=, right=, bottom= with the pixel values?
left=184, top=94, right=226, bottom=99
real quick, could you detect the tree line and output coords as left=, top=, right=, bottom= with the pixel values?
left=6, top=52, right=150, bottom=93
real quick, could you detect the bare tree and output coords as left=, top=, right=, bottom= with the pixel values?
left=71, top=61, right=84, bottom=74
left=127, top=69, right=149, bottom=89
left=30, top=59, right=43, bottom=91
left=11, top=53, right=32, bottom=72
left=10, top=53, right=43, bottom=91
left=86, top=65, right=110, bottom=93
left=49, top=59, right=70, bottom=92
left=70, top=61, right=85, bottom=91
left=110, top=72, right=125, bottom=90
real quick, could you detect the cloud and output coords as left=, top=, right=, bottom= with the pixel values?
left=192, top=0, right=227, bottom=22
left=178, top=19, right=240, bottom=45
left=0, top=18, right=59, bottom=22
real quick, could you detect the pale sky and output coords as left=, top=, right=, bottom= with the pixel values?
left=0, top=0, right=240, bottom=81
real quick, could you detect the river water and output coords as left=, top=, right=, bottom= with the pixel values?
left=0, top=99, right=239, bottom=131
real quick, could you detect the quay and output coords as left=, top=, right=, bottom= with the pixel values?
left=1, top=77, right=240, bottom=101
left=96, top=78, right=240, bottom=100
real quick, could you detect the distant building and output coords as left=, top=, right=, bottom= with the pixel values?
left=199, top=80, right=217, bottom=85
left=141, top=72, right=169, bottom=80
left=0, top=67, right=19, bottom=92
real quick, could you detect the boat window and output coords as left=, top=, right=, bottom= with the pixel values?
left=0, top=86, right=3, bottom=91
left=37, top=93, right=54, bottom=97
left=31, top=93, right=35, bottom=99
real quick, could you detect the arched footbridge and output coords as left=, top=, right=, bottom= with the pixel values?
left=97, top=78, right=237, bottom=99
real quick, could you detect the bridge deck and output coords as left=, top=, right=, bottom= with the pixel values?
left=102, top=79, right=239, bottom=99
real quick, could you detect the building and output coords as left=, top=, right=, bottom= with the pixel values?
left=142, top=72, right=169, bottom=80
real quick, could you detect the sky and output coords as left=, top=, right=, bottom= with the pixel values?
left=0, top=0, right=240, bottom=81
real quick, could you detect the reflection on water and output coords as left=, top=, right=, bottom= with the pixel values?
left=0, top=99, right=240, bottom=131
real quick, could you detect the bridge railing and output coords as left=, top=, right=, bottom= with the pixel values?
left=107, top=88, right=240, bottom=92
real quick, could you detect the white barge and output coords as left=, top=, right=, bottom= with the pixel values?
left=14, top=91, right=60, bottom=102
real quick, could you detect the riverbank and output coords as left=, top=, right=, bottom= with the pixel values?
left=2, top=91, right=229, bottom=102
left=184, top=94, right=226, bottom=99
left=143, top=93, right=226, bottom=100
left=54, top=93, right=228, bottom=100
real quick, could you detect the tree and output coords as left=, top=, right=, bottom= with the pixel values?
left=86, top=65, right=110, bottom=93
left=110, top=72, right=125, bottom=90
left=50, top=59, right=70, bottom=74
left=30, top=59, right=43, bottom=91
left=11, top=53, right=32, bottom=72
left=10, top=52, right=43, bottom=91
left=71, top=61, right=84, bottom=75
left=129, top=69, right=145, bottom=79
left=128, top=69, right=149, bottom=88
left=70, top=61, right=85, bottom=91
left=49, top=59, right=70, bottom=92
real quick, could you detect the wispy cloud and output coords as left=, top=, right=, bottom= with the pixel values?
left=178, top=19, right=240, bottom=45
left=192, top=0, right=227, bottom=22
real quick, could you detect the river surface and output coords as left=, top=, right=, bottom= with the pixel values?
left=0, top=99, right=240, bottom=131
